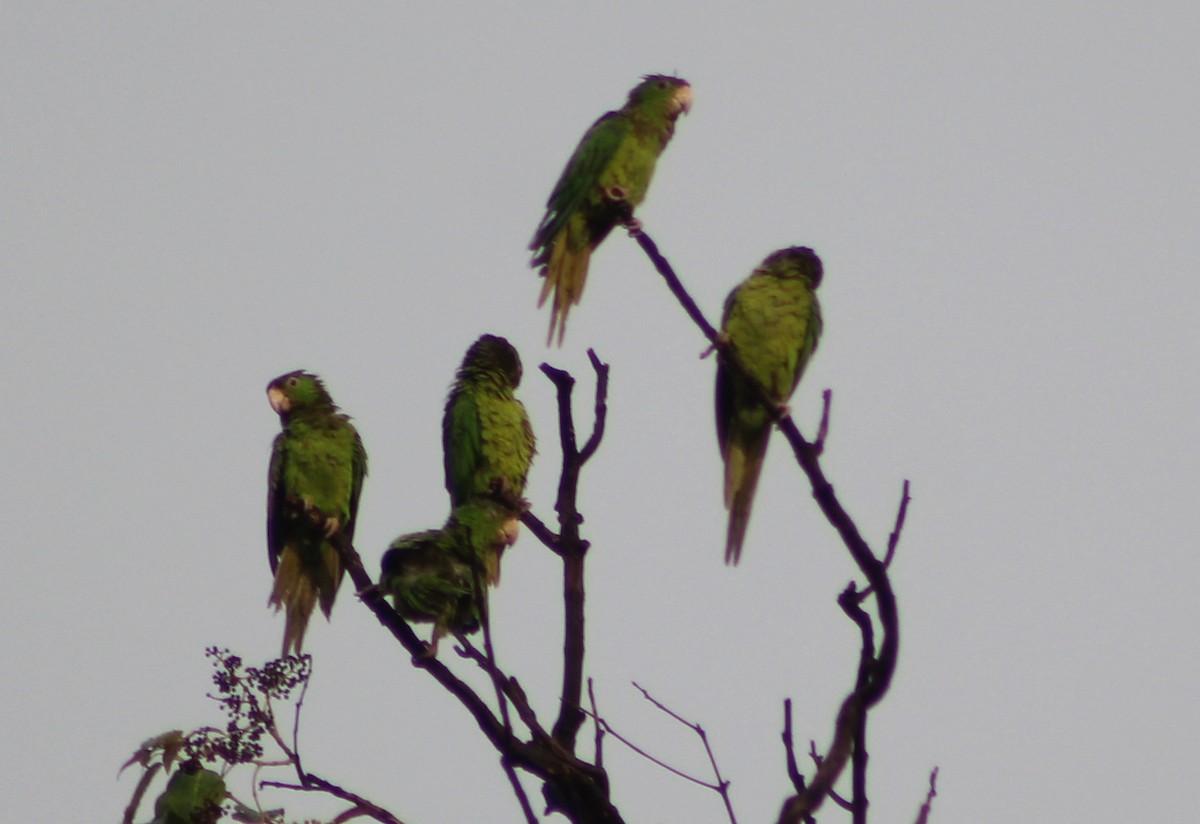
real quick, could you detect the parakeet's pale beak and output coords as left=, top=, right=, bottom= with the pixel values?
left=672, top=85, right=693, bottom=116
left=500, top=514, right=521, bottom=547
left=267, top=386, right=290, bottom=414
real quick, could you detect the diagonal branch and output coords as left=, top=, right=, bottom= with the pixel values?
left=627, top=222, right=903, bottom=822
left=262, top=772, right=406, bottom=824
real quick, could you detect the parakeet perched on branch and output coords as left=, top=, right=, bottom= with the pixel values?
left=443, top=335, right=535, bottom=512
left=530, top=74, right=693, bottom=345
left=266, top=370, right=367, bottom=654
left=379, top=528, right=481, bottom=656
left=716, top=247, right=823, bottom=565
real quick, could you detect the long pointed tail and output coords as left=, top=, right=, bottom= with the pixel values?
left=538, top=230, right=592, bottom=346
left=723, top=428, right=770, bottom=565
left=268, top=542, right=342, bottom=655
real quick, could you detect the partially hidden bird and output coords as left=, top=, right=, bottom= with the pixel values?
left=716, top=247, right=823, bottom=565
left=379, top=528, right=481, bottom=657
left=530, top=74, right=693, bottom=345
left=266, top=370, right=367, bottom=654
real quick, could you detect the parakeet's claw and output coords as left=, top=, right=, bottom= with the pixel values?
left=773, top=403, right=793, bottom=423
left=321, top=515, right=341, bottom=538
left=414, top=638, right=439, bottom=660
left=622, top=216, right=643, bottom=237
left=356, top=583, right=381, bottom=600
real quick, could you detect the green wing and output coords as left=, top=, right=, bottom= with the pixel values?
left=443, top=383, right=483, bottom=505
left=267, top=432, right=286, bottom=574
left=530, top=112, right=631, bottom=266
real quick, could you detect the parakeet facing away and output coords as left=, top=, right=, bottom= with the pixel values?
left=266, top=370, right=367, bottom=655
left=530, top=74, right=693, bottom=345
left=716, top=247, right=824, bottom=565
left=379, top=529, right=481, bottom=656
left=443, top=334, right=535, bottom=511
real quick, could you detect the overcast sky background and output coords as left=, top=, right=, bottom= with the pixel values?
left=3, top=3, right=1198, bottom=822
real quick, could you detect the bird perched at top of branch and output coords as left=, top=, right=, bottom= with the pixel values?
left=443, top=334, right=535, bottom=513
left=379, top=528, right=481, bottom=657
left=716, top=247, right=824, bottom=565
left=530, top=74, right=693, bottom=345
left=266, top=370, right=367, bottom=654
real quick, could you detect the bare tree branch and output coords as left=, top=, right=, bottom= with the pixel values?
left=625, top=222, right=904, bottom=823
left=537, top=354, right=609, bottom=752
left=262, top=773, right=407, bottom=824
left=632, top=682, right=738, bottom=824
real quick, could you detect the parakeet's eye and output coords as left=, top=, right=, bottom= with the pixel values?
left=287, top=377, right=299, bottom=387
left=657, top=80, right=669, bottom=89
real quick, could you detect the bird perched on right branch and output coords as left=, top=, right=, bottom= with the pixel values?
left=716, top=247, right=824, bottom=565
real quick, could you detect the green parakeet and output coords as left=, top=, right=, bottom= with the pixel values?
left=716, top=247, right=823, bottom=565
left=530, top=74, right=693, bottom=345
left=379, top=528, right=481, bottom=656
left=447, top=499, right=521, bottom=587
left=443, top=334, right=535, bottom=511
left=266, top=370, right=367, bottom=655
left=151, top=766, right=226, bottom=824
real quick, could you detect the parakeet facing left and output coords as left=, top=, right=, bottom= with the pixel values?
left=379, top=528, right=481, bottom=657
left=443, top=334, right=535, bottom=512
left=266, top=370, right=367, bottom=655
left=716, top=247, right=824, bottom=565
left=530, top=74, right=692, bottom=345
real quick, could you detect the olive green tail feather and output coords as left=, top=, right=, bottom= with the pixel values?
left=723, top=427, right=770, bottom=566
left=538, top=225, right=592, bottom=347
left=268, top=542, right=342, bottom=655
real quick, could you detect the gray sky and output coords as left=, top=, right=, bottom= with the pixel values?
left=3, top=3, right=1198, bottom=822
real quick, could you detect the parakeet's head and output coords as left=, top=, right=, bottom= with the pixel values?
left=459, top=334, right=524, bottom=387
left=761, top=246, right=823, bottom=289
left=449, top=500, right=520, bottom=549
left=266, top=370, right=336, bottom=419
left=629, top=74, right=692, bottom=119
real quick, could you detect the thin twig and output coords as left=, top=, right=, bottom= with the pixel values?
left=884, top=479, right=912, bottom=568
left=290, top=659, right=311, bottom=772
left=500, top=754, right=539, bottom=824
left=814, top=389, right=832, bottom=455
left=781, top=699, right=806, bottom=796
left=632, top=682, right=737, bottom=824
left=588, top=677, right=604, bottom=769
left=913, top=766, right=939, bottom=824
left=120, top=762, right=161, bottom=824
left=579, top=348, right=610, bottom=462
left=581, top=707, right=720, bottom=791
